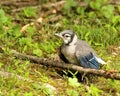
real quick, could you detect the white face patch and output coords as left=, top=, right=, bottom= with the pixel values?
left=62, top=33, right=72, bottom=44
left=55, top=30, right=78, bottom=45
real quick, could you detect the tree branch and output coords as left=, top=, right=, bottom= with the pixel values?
left=11, top=50, right=120, bottom=80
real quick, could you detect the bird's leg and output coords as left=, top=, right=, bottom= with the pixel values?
left=81, top=72, right=89, bottom=84
left=81, top=72, right=86, bottom=81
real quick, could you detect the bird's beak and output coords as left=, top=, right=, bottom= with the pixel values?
left=55, top=33, right=61, bottom=37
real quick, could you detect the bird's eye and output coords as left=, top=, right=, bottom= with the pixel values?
left=65, top=35, right=69, bottom=38
left=64, top=34, right=70, bottom=38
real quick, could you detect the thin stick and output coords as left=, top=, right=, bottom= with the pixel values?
left=11, top=50, right=120, bottom=80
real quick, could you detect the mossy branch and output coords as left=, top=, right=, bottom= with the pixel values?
left=11, top=50, right=120, bottom=80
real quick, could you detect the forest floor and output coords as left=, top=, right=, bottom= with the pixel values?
left=0, top=0, right=120, bottom=96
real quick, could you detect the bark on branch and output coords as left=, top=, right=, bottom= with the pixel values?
left=11, top=50, right=120, bottom=80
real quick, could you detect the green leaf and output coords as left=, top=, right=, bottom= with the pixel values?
left=26, top=26, right=36, bottom=37
left=33, top=49, right=43, bottom=57
left=32, top=83, right=41, bottom=90
left=8, top=25, right=21, bottom=38
left=66, top=89, right=79, bottom=96
left=19, top=37, right=32, bottom=46
left=41, top=84, right=55, bottom=96
left=94, top=42, right=103, bottom=46
left=23, top=7, right=36, bottom=17
left=88, top=12, right=96, bottom=18
left=112, top=16, right=120, bottom=25
left=118, top=5, right=120, bottom=12
left=87, top=84, right=103, bottom=96
left=24, top=92, right=33, bottom=96
left=85, top=31, right=90, bottom=41
left=0, top=9, right=8, bottom=24
left=64, top=0, right=77, bottom=10
left=76, top=7, right=85, bottom=15
left=101, top=5, right=114, bottom=18
left=43, top=87, right=54, bottom=96
left=68, top=77, right=80, bottom=87
left=0, top=62, right=3, bottom=68
left=90, top=0, right=101, bottom=10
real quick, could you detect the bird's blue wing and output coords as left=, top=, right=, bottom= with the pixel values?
left=79, top=53, right=100, bottom=69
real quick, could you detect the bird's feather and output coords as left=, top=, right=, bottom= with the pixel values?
left=75, top=40, right=98, bottom=57
left=78, top=53, right=100, bottom=69
left=58, top=46, right=69, bottom=63
left=95, top=57, right=106, bottom=65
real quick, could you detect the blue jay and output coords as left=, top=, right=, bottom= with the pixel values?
left=55, top=30, right=106, bottom=69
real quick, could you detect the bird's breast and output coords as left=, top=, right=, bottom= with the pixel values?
left=61, top=45, right=78, bottom=64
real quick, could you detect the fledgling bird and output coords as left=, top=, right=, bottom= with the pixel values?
left=55, top=30, right=106, bottom=69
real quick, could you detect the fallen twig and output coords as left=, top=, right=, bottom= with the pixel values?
left=8, top=0, right=120, bottom=13
left=11, top=50, right=120, bottom=80
left=11, top=1, right=66, bottom=12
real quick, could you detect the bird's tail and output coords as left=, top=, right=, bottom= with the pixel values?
left=95, top=57, right=106, bottom=65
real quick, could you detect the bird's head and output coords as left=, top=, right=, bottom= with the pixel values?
left=55, top=30, right=78, bottom=45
